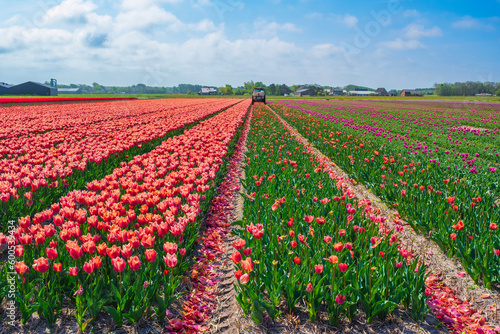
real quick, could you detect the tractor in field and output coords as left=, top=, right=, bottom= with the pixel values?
left=251, top=87, right=266, bottom=104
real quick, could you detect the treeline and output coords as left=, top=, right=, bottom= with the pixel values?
left=55, top=83, right=207, bottom=95
left=54, top=81, right=299, bottom=96
left=218, top=81, right=293, bottom=96
left=434, top=82, right=500, bottom=96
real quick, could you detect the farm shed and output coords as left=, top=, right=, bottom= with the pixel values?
left=294, top=88, right=313, bottom=97
left=349, top=90, right=376, bottom=96
left=8, top=81, right=58, bottom=96
left=400, top=90, right=421, bottom=97
left=199, top=87, right=218, bottom=95
left=0, top=82, right=12, bottom=95
left=58, top=88, right=83, bottom=94
left=331, top=87, right=345, bottom=96
left=388, top=90, right=398, bottom=96
left=376, top=88, right=388, bottom=96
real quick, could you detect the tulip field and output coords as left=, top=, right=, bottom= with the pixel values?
left=271, top=99, right=500, bottom=289
left=1, top=97, right=500, bottom=333
left=232, top=103, right=428, bottom=326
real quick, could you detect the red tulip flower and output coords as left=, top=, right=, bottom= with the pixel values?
left=338, top=263, right=348, bottom=272
left=231, top=252, right=242, bottom=264
left=46, top=248, right=58, bottom=260
left=241, top=257, right=254, bottom=272
left=239, top=273, right=250, bottom=284
left=231, top=239, right=246, bottom=250
left=97, top=243, right=108, bottom=256
left=491, top=223, right=498, bottom=231
left=163, top=242, right=177, bottom=255
left=145, top=249, right=157, bottom=263
left=141, top=235, right=155, bottom=248
left=33, top=257, right=49, bottom=273
left=121, top=244, right=133, bottom=259
left=235, top=270, right=243, bottom=280
left=107, top=245, right=120, bottom=259
left=112, top=257, right=126, bottom=272
left=15, top=245, right=24, bottom=257
left=334, top=242, right=343, bottom=252
left=326, top=255, right=338, bottom=264
left=69, top=245, right=83, bottom=260
left=163, top=254, right=178, bottom=268
left=314, top=264, right=324, bottom=274
left=335, top=294, right=346, bottom=304
left=53, top=263, right=62, bottom=272
left=128, top=256, right=141, bottom=271
left=74, top=285, right=83, bottom=296
left=68, top=266, right=79, bottom=276
left=293, top=256, right=301, bottom=265
left=93, top=256, right=103, bottom=269
left=15, top=261, right=29, bottom=275
left=83, top=261, right=95, bottom=274
left=306, top=283, right=313, bottom=293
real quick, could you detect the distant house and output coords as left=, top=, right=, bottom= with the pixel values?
left=8, top=81, right=58, bottom=96
left=294, top=88, right=314, bottom=97
left=349, top=90, right=376, bottom=96
left=199, top=87, right=218, bottom=95
left=388, top=90, right=398, bottom=96
left=0, top=82, right=12, bottom=95
left=58, top=88, right=83, bottom=94
left=375, top=88, right=388, bottom=96
left=476, top=93, right=492, bottom=96
left=331, top=87, right=345, bottom=96
left=400, top=90, right=421, bottom=97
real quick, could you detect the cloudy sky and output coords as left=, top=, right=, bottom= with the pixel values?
left=0, top=0, right=499, bottom=89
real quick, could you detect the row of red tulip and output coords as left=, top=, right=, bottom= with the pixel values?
left=0, top=99, right=224, bottom=139
left=0, top=97, right=137, bottom=104
left=232, top=104, right=429, bottom=326
left=0, top=99, right=242, bottom=225
left=0, top=100, right=251, bottom=331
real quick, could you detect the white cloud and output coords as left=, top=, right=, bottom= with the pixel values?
left=42, top=0, right=97, bottom=24
left=403, top=23, right=442, bottom=39
left=379, top=38, right=426, bottom=50
left=451, top=16, right=495, bottom=31
left=115, top=6, right=180, bottom=31
left=340, top=14, right=358, bottom=28
left=311, top=43, right=343, bottom=58
left=253, top=19, right=301, bottom=36
left=121, top=0, right=182, bottom=10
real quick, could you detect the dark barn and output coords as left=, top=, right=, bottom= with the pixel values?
left=0, top=82, right=12, bottom=95
left=8, top=81, right=58, bottom=96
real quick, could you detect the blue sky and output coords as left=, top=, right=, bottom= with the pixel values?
left=0, top=0, right=499, bottom=89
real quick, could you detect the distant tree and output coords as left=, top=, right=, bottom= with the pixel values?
left=234, top=88, right=246, bottom=95
left=92, top=82, right=107, bottom=94
left=277, top=84, right=292, bottom=96
left=219, top=84, right=234, bottom=95
left=268, top=83, right=277, bottom=95
left=496, top=88, right=500, bottom=96
left=244, top=81, right=255, bottom=94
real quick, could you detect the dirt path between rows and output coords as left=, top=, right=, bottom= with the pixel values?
left=264, top=104, right=500, bottom=332
left=208, top=109, right=251, bottom=333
